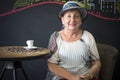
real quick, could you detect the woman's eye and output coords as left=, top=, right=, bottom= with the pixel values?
left=67, top=15, right=71, bottom=18
left=75, top=15, right=80, bottom=18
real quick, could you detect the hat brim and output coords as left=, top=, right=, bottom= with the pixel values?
left=59, top=8, right=88, bottom=21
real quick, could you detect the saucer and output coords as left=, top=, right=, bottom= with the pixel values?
left=23, top=46, right=38, bottom=50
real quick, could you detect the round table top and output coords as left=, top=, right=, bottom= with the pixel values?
left=0, top=46, right=50, bottom=61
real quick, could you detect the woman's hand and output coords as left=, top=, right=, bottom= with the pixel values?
left=80, top=74, right=92, bottom=80
left=69, top=75, right=85, bottom=80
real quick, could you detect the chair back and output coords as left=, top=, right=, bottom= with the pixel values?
left=97, top=43, right=118, bottom=80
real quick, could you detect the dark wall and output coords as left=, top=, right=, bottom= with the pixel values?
left=0, top=3, right=62, bottom=47
left=0, top=1, right=120, bottom=80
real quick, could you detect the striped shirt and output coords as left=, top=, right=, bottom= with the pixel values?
left=47, top=30, right=100, bottom=79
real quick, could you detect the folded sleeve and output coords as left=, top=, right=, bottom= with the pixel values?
left=47, top=50, right=59, bottom=64
left=47, top=31, right=59, bottom=64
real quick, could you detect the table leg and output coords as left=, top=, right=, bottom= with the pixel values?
left=14, top=61, right=28, bottom=80
left=0, top=61, right=29, bottom=80
left=0, top=64, right=6, bottom=80
left=14, top=61, right=29, bottom=80
left=13, top=68, right=17, bottom=80
left=21, top=66, right=29, bottom=80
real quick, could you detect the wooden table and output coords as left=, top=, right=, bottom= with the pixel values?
left=0, top=46, right=50, bottom=80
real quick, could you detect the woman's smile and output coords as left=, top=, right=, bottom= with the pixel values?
left=69, top=23, right=76, bottom=26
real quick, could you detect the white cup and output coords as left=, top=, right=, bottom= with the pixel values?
left=26, top=40, right=34, bottom=48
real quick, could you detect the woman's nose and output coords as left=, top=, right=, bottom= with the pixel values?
left=70, top=17, right=75, bottom=21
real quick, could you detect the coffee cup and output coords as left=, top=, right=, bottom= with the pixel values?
left=26, top=40, right=34, bottom=48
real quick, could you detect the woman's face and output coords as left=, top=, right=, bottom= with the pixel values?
left=61, top=9, right=82, bottom=31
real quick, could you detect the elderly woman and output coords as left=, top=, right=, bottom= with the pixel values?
left=46, top=1, right=101, bottom=80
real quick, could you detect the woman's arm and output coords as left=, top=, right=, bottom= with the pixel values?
left=83, top=31, right=101, bottom=79
left=89, top=60, right=101, bottom=76
left=82, top=60, right=101, bottom=80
